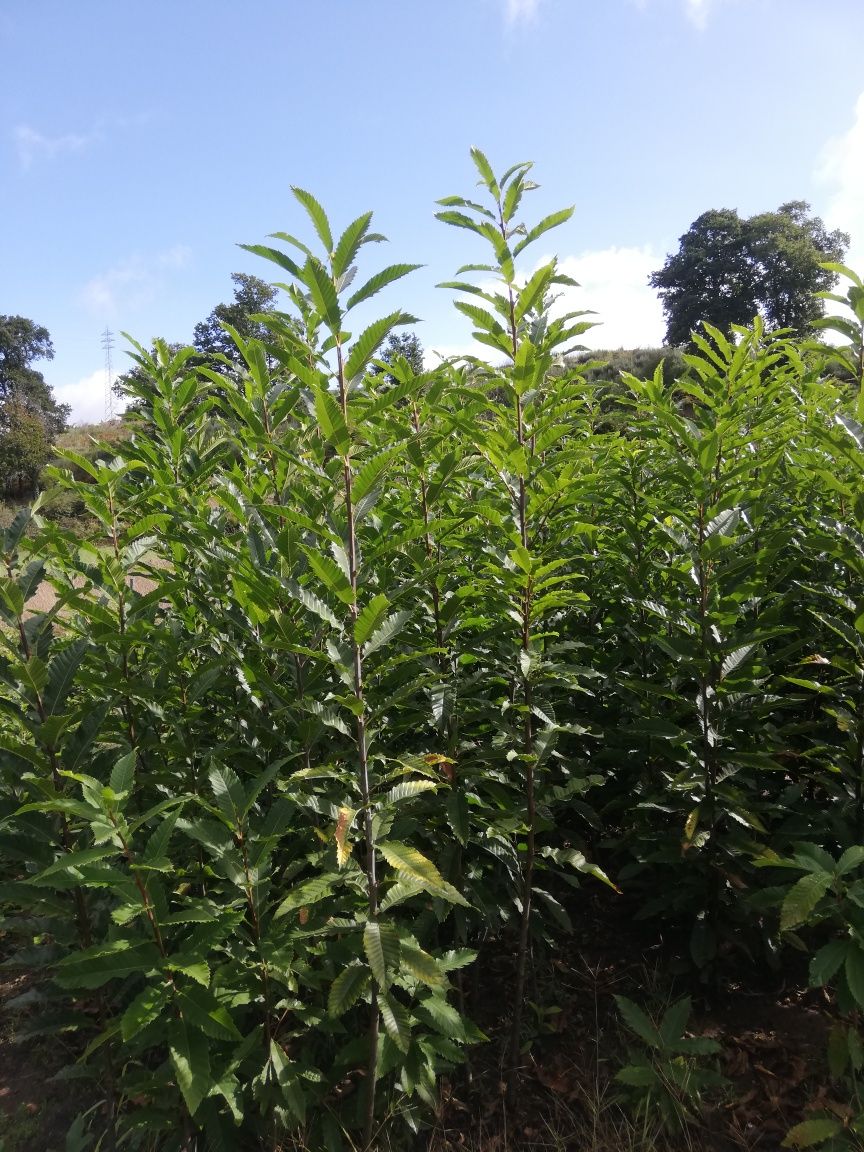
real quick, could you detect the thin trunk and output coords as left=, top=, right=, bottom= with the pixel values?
left=336, top=344, right=379, bottom=1149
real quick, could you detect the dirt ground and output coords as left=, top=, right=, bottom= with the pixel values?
left=24, top=573, right=157, bottom=616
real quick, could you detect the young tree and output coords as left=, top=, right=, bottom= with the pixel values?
left=0, top=315, right=69, bottom=437
left=650, top=203, right=849, bottom=347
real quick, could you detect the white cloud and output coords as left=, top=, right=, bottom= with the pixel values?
left=630, top=0, right=730, bottom=29
left=53, top=369, right=127, bottom=425
left=431, top=247, right=666, bottom=361
left=554, top=246, right=666, bottom=349
left=13, top=124, right=96, bottom=170
left=504, top=0, right=542, bottom=24
left=683, top=0, right=712, bottom=28
left=80, top=246, right=192, bottom=318
left=817, top=90, right=864, bottom=267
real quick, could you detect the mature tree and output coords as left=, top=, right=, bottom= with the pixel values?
left=115, top=274, right=282, bottom=407
left=0, top=395, right=51, bottom=495
left=650, top=203, right=849, bottom=347
left=369, top=331, right=425, bottom=386
left=192, top=272, right=279, bottom=365
left=0, top=315, right=69, bottom=437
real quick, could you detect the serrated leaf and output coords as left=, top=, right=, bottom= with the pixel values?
left=379, top=989, right=411, bottom=1053
left=328, top=964, right=370, bottom=1017
left=169, top=1023, right=212, bottom=1117
left=810, top=940, right=848, bottom=990
left=55, top=941, right=161, bottom=990
left=347, top=265, right=421, bottom=312
left=616, top=1064, right=657, bottom=1088
left=332, top=211, right=375, bottom=280
left=176, top=982, right=241, bottom=1041
left=209, top=763, right=245, bottom=830
left=379, top=841, right=444, bottom=887
left=781, top=872, right=832, bottom=931
left=614, top=995, right=662, bottom=1048
left=291, top=186, right=333, bottom=252
left=314, top=387, right=350, bottom=457
left=344, top=313, right=414, bottom=382
left=303, top=255, right=342, bottom=331
left=364, top=920, right=400, bottom=986
left=43, top=639, right=88, bottom=716
left=275, top=876, right=335, bottom=919
left=109, top=751, right=136, bottom=799
left=384, top=780, right=437, bottom=806
left=400, top=941, right=445, bottom=988
left=513, top=207, right=574, bottom=256
left=355, top=593, right=390, bottom=645
left=782, top=1118, right=843, bottom=1148
left=365, top=610, right=410, bottom=656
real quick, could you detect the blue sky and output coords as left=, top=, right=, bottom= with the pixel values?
left=2, top=0, right=863, bottom=422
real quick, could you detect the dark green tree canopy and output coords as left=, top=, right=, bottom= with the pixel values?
left=650, top=202, right=849, bottom=347
left=0, top=394, right=51, bottom=494
left=369, top=330, right=425, bottom=385
left=0, top=314, right=69, bottom=438
left=192, top=272, right=279, bottom=364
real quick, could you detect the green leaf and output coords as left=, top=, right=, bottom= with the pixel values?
left=400, top=941, right=445, bottom=988
left=846, top=945, right=864, bottom=1009
left=306, top=549, right=353, bottom=604
left=513, top=207, right=575, bottom=256
left=43, top=639, right=88, bottom=716
left=379, top=841, right=469, bottom=907
left=344, top=312, right=415, bottom=382
left=365, top=611, right=410, bottom=656
left=346, top=264, right=420, bottom=311
left=30, top=846, right=118, bottom=886
left=614, top=995, right=662, bottom=1048
left=285, top=579, right=342, bottom=629
left=109, top=751, right=136, bottom=799
left=209, top=763, right=245, bottom=830
left=470, top=147, right=499, bottom=197
left=810, top=939, right=848, bottom=987
left=616, top=1064, right=657, bottom=1088
left=379, top=989, right=411, bottom=1053
left=355, top=593, right=390, bottom=645
left=781, top=872, right=832, bottom=931
left=446, top=792, right=468, bottom=846
left=659, top=997, right=692, bottom=1045
left=379, top=841, right=444, bottom=888
left=837, top=846, right=864, bottom=876
left=328, top=963, right=370, bottom=1017
left=314, top=387, right=351, bottom=457
left=303, top=256, right=342, bottom=331
left=515, top=263, right=555, bottom=323
left=238, top=243, right=302, bottom=281
left=384, top=780, right=437, bottom=806
left=364, top=920, right=400, bottom=986
left=782, top=1118, right=843, bottom=1148
left=55, top=941, right=161, bottom=989
left=291, top=187, right=333, bottom=252
left=169, top=1023, right=212, bottom=1116
left=121, top=984, right=169, bottom=1041
left=332, top=211, right=375, bottom=279
left=176, top=982, right=241, bottom=1041
left=275, top=875, right=335, bottom=919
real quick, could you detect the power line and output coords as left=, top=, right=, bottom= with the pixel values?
left=101, top=327, right=115, bottom=420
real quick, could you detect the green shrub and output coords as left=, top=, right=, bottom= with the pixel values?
left=0, top=153, right=862, bottom=1151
